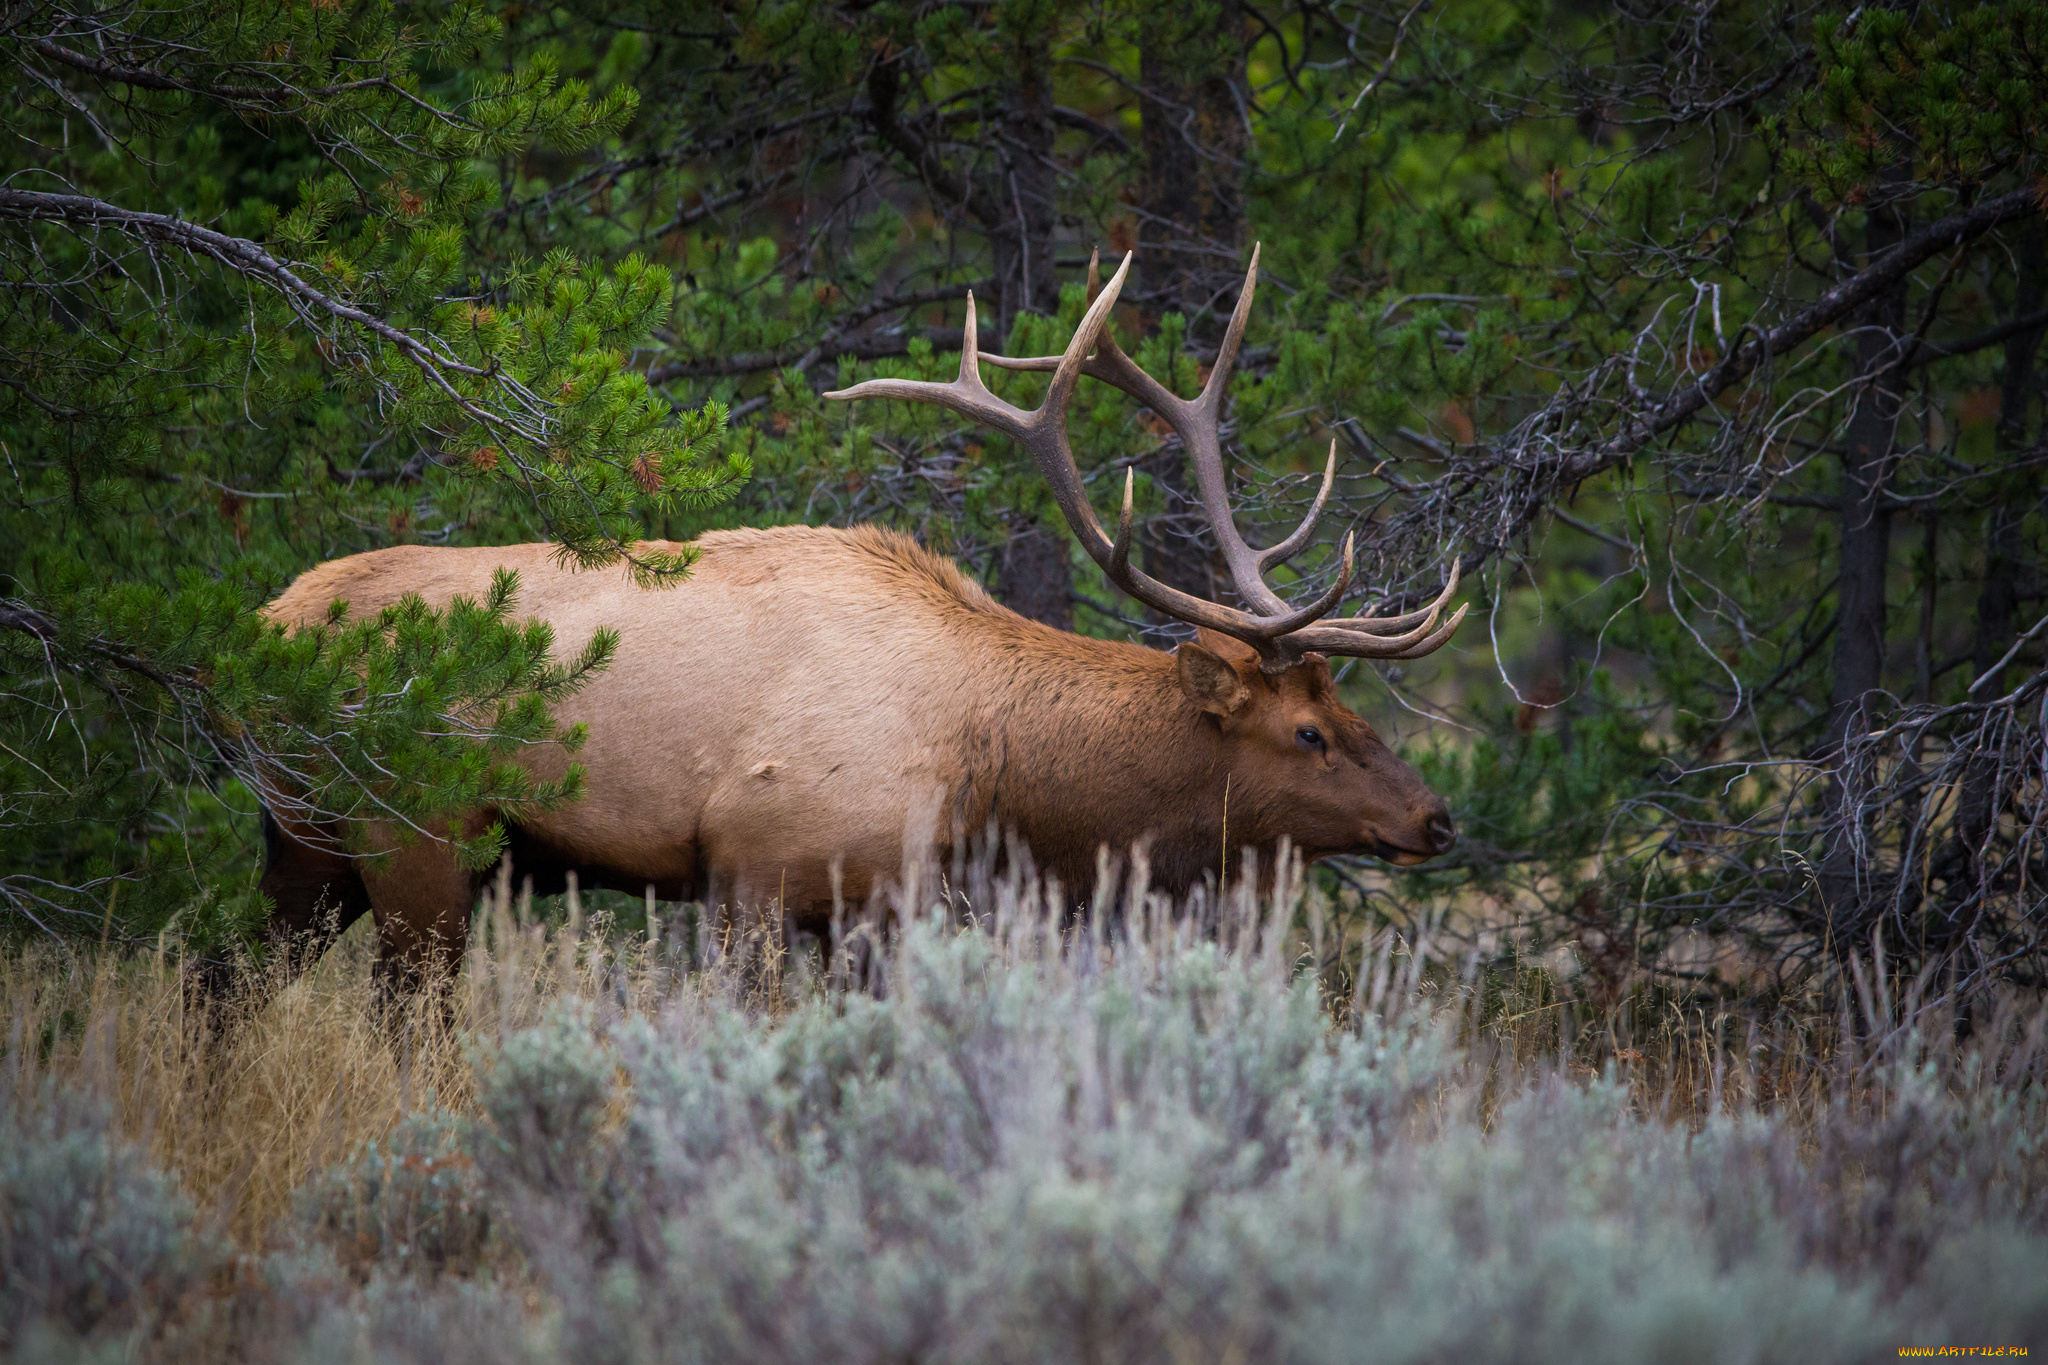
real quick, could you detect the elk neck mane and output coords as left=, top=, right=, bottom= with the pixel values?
left=761, top=522, right=1196, bottom=709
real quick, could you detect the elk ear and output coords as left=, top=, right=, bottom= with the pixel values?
left=1194, top=626, right=1260, bottom=666
left=1297, top=651, right=1336, bottom=698
left=1176, top=642, right=1251, bottom=718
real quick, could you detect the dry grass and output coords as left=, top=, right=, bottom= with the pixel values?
left=6, top=871, right=2040, bottom=1250
left=4, top=861, right=2046, bottom=1363
left=4, top=923, right=453, bottom=1247
left=0, top=870, right=730, bottom=1246
left=1457, top=936, right=2048, bottom=1134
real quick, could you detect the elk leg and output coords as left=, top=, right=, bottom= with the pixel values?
left=357, top=823, right=487, bottom=1009
left=186, top=811, right=370, bottom=1040
left=196, top=810, right=374, bottom=1014
left=259, top=810, right=374, bottom=967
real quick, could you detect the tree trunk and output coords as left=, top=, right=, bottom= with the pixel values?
left=989, top=30, right=1058, bottom=346
left=992, top=518, right=1074, bottom=631
left=1958, top=221, right=2047, bottom=859
left=976, top=29, right=1067, bottom=626
left=1137, top=0, right=1247, bottom=314
left=1817, top=184, right=1910, bottom=930
left=1133, top=0, right=1247, bottom=621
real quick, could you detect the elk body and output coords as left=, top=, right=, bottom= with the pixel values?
left=252, top=249, right=1467, bottom=989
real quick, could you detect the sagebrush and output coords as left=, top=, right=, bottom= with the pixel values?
left=4, top=869, right=2045, bottom=1363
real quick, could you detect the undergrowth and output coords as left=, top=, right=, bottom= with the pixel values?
left=2, top=859, right=2044, bottom=1362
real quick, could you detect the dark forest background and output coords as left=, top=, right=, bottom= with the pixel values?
left=2, top=0, right=2044, bottom=1000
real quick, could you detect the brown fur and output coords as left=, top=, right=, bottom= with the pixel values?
left=256, top=526, right=1453, bottom=981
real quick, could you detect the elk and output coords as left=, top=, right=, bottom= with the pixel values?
left=251, top=247, right=1466, bottom=992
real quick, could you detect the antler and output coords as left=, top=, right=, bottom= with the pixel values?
left=826, top=248, right=1466, bottom=671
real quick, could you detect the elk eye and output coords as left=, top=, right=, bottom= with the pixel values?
left=1296, top=726, right=1326, bottom=752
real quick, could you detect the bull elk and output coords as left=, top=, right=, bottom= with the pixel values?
left=251, top=247, right=1466, bottom=992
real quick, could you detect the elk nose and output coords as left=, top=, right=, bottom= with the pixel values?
left=1424, top=810, right=1456, bottom=852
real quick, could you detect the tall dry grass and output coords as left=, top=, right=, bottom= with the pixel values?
left=4, top=922, right=454, bottom=1247
left=6, top=861, right=2045, bottom=1249
left=1, top=867, right=722, bottom=1245
left=4, top=856, right=2046, bottom=1361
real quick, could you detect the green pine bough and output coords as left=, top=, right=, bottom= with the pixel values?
left=0, top=1, right=746, bottom=946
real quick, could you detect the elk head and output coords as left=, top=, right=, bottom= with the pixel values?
left=1173, top=627, right=1456, bottom=865
left=828, top=247, right=1467, bottom=866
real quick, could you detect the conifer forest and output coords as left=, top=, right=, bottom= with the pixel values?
left=2, top=2, right=2047, bottom=1360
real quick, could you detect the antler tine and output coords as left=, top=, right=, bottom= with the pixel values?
left=1041, top=256, right=1124, bottom=415
left=824, top=289, right=1028, bottom=436
left=1295, top=602, right=1471, bottom=661
left=977, top=353, right=1063, bottom=374
left=1195, top=242, right=1260, bottom=416
left=1158, top=242, right=1305, bottom=627
left=1386, top=604, right=1470, bottom=659
left=957, top=289, right=981, bottom=385
left=1256, top=439, right=1338, bottom=571
left=1110, top=466, right=1135, bottom=580
left=1326, top=559, right=1463, bottom=637
left=1287, top=567, right=1468, bottom=659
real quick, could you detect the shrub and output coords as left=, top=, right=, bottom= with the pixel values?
left=471, top=998, right=632, bottom=1270
left=296, top=1106, right=493, bottom=1280
left=0, top=1085, right=226, bottom=1352
left=6, top=897, right=2045, bottom=1363
left=277, top=1273, right=555, bottom=1365
left=459, top=920, right=1943, bottom=1363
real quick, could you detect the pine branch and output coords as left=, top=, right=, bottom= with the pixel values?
left=1563, top=185, right=2043, bottom=483
left=0, top=188, right=495, bottom=395
left=22, top=34, right=423, bottom=106
left=0, top=601, right=192, bottom=697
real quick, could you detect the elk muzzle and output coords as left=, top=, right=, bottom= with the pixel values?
left=1367, top=799, right=1456, bottom=866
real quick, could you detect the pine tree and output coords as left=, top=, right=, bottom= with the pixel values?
left=0, top=1, right=744, bottom=943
